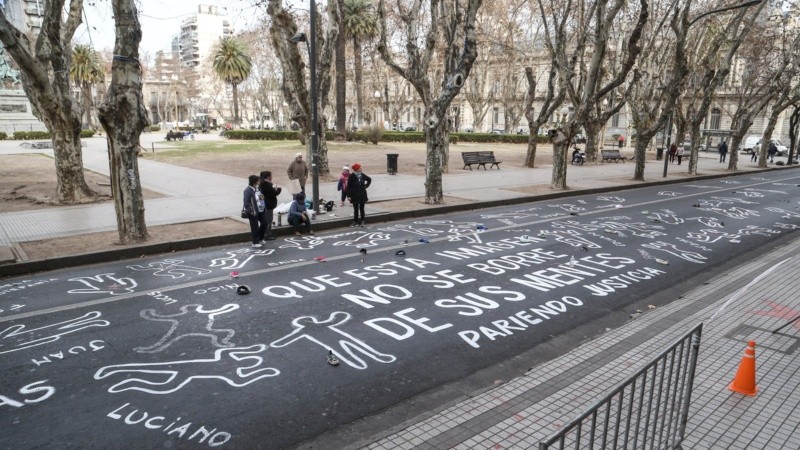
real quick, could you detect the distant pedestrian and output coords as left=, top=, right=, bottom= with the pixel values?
left=618, top=135, right=625, bottom=148
left=768, top=142, right=778, bottom=163
left=286, top=153, right=309, bottom=193
left=243, top=175, right=266, bottom=248
left=669, top=142, right=677, bottom=163
left=751, top=149, right=758, bottom=162
left=288, top=191, right=313, bottom=236
left=718, top=141, right=728, bottom=163
left=337, top=165, right=350, bottom=207
left=259, top=171, right=282, bottom=241
left=347, top=163, right=372, bottom=227
left=676, top=144, right=685, bottom=165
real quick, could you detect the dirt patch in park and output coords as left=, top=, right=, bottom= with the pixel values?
left=141, top=140, right=555, bottom=186
left=0, top=154, right=163, bottom=212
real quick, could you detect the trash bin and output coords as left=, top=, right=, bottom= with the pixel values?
left=387, top=153, right=399, bottom=175
left=656, top=147, right=664, bottom=160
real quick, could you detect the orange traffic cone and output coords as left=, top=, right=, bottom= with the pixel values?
left=728, top=340, right=758, bottom=396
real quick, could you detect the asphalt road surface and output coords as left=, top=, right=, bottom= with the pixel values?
left=2, top=171, right=800, bottom=448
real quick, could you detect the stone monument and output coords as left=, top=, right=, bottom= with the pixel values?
left=0, top=48, right=46, bottom=134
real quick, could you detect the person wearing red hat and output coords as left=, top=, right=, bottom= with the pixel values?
left=347, top=163, right=371, bottom=227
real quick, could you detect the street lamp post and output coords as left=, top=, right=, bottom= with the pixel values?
left=290, top=0, right=320, bottom=215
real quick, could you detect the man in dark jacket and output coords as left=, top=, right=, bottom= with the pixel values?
left=718, top=141, right=728, bottom=163
left=243, top=175, right=266, bottom=248
left=768, top=142, right=778, bottom=163
left=259, top=171, right=282, bottom=241
left=347, top=163, right=372, bottom=227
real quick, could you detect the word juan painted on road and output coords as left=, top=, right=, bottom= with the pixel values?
left=107, top=403, right=231, bottom=447
left=31, top=339, right=105, bottom=367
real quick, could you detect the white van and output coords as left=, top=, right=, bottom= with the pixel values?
left=744, top=136, right=787, bottom=155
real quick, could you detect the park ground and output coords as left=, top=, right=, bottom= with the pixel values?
left=1, top=137, right=616, bottom=261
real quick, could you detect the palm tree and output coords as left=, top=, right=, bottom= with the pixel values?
left=344, top=0, right=378, bottom=126
left=70, top=44, right=105, bottom=130
left=213, top=36, right=252, bottom=127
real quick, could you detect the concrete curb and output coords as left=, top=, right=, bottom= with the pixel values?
left=0, top=165, right=794, bottom=278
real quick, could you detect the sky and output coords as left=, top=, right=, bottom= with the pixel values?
left=75, top=0, right=259, bottom=57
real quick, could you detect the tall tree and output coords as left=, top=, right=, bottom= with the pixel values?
left=97, top=0, right=149, bottom=243
left=538, top=0, right=648, bottom=189
left=334, top=0, right=347, bottom=138
left=344, top=0, right=379, bottom=127
left=213, top=36, right=252, bottom=128
left=0, top=0, right=96, bottom=203
left=378, top=0, right=483, bottom=204
left=684, top=3, right=764, bottom=175
left=263, top=0, right=340, bottom=177
left=70, top=44, right=105, bottom=130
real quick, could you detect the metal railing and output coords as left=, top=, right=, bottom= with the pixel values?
left=539, top=323, right=703, bottom=450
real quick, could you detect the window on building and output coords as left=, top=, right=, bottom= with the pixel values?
left=710, top=108, right=721, bottom=130
left=611, top=113, right=620, bottom=128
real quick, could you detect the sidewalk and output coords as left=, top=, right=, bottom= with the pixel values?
left=0, top=134, right=771, bottom=246
left=352, top=235, right=800, bottom=449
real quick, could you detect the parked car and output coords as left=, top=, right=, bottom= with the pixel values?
left=744, top=136, right=787, bottom=156
left=403, top=125, right=417, bottom=132
left=491, top=129, right=505, bottom=134
left=680, top=141, right=706, bottom=152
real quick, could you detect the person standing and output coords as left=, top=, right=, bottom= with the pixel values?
left=676, top=144, right=685, bottom=165
left=288, top=192, right=313, bottom=236
left=718, top=140, right=728, bottom=163
left=751, top=148, right=758, bottom=162
left=337, top=165, right=350, bottom=207
left=669, top=142, right=677, bottom=163
left=347, top=163, right=372, bottom=227
left=286, top=153, right=309, bottom=193
left=768, top=142, right=778, bottom=163
left=243, top=175, right=266, bottom=248
left=618, top=135, right=625, bottom=148
left=259, top=171, right=282, bottom=241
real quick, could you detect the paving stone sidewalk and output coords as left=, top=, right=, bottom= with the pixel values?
left=356, top=239, right=800, bottom=449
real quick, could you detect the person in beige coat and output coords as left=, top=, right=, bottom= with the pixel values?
left=287, top=153, right=309, bottom=193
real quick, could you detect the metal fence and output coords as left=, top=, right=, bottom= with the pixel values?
left=539, top=323, right=703, bottom=450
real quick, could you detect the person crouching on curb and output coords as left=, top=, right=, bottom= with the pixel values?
left=347, top=162, right=372, bottom=227
left=288, top=191, right=313, bottom=236
left=337, top=165, right=350, bottom=207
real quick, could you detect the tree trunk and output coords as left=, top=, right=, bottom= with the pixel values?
left=551, top=139, right=568, bottom=190
left=726, top=111, right=752, bottom=172
left=789, top=106, right=799, bottom=164
left=759, top=112, right=780, bottom=168
left=232, top=81, right=240, bottom=126
left=97, top=0, right=148, bottom=244
left=632, top=138, right=648, bottom=181
left=584, top=121, right=600, bottom=162
left=425, top=109, right=446, bottom=203
left=82, top=81, right=94, bottom=129
left=51, top=124, right=96, bottom=202
left=334, top=0, right=346, bottom=140
left=524, top=137, right=538, bottom=167
left=353, top=37, right=364, bottom=127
